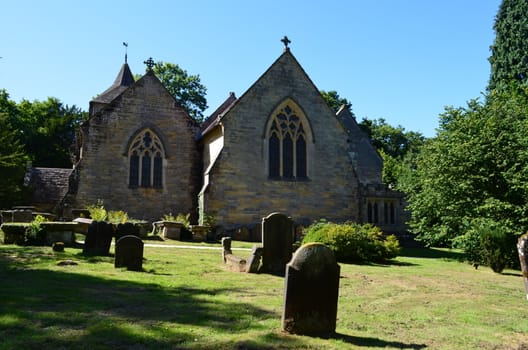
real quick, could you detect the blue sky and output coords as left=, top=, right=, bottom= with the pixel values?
left=1, top=0, right=501, bottom=137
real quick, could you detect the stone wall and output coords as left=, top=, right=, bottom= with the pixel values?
left=74, top=72, right=200, bottom=222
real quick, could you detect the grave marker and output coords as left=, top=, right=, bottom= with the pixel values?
left=282, top=243, right=340, bottom=335
left=261, top=212, right=294, bottom=274
left=115, top=235, right=144, bottom=271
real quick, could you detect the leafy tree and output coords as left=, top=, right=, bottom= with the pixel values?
left=406, top=85, right=528, bottom=248
left=13, top=98, right=86, bottom=167
left=358, top=118, right=425, bottom=187
left=320, top=90, right=353, bottom=114
left=149, top=61, right=208, bottom=123
left=488, top=0, right=528, bottom=91
left=358, top=118, right=425, bottom=159
left=0, top=90, right=29, bottom=208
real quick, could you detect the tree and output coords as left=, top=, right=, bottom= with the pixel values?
left=488, top=0, right=528, bottom=91
left=0, top=90, right=29, bottom=208
left=358, top=118, right=425, bottom=187
left=320, top=90, right=353, bottom=114
left=13, top=98, right=86, bottom=168
left=406, top=86, right=528, bottom=249
left=151, top=61, right=208, bottom=123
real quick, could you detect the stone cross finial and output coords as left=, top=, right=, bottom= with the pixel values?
left=144, top=57, right=155, bottom=72
left=281, top=36, right=291, bottom=50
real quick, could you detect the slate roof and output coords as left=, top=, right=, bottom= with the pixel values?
left=200, top=91, right=238, bottom=136
left=91, top=63, right=135, bottom=104
left=27, top=167, right=73, bottom=205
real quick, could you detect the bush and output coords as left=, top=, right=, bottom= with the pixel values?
left=87, top=200, right=107, bottom=221
left=162, top=213, right=191, bottom=229
left=107, top=210, right=129, bottom=224
left=454, top=218, right=519, bottom=273
left=26, top=215, right=47, bottom=246
left=302, top=221, right=400, bottom=263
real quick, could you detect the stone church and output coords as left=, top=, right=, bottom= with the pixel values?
left=29, top=41, right=406, bottom=234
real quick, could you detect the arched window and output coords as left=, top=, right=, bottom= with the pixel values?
left=266, top=102, right=311, bottom=180
left=128, top=129, right=165, bottom=188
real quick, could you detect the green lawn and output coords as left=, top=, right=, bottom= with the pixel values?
left=0, top=241, right=526, bottom=349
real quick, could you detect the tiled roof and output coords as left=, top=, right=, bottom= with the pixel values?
left=27, top=167, right=73, bottom=205
left=91, top=63, right=135, bottom=103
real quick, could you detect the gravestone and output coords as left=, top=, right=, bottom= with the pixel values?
left=115, top=222, right=140, bottom=241
left=115, top=235, right=144, bottom=271
left=246, top=245, right=263, bottom=273
left=518, top=233, right=528, bottom=300
left=222, top=237, right=232, bottom=263
left=83, top=221, right=114, bottom=255
left=261, top=212, right=294, bottom=274
left=282, top=243, right=340, bottom=335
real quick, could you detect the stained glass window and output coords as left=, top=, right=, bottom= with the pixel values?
left=128, top=129, right=165, bottom=188
left=267, top=103, right=309, bottom=180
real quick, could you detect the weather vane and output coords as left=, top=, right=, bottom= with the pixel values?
left=144, top=57, right=155, bottom=72
left=123, top=42, right=128, bottom=64
left=281, top=36, right=291, bottom=50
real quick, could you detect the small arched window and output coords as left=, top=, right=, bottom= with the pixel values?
left=128, top=129, right=165, bottom=188
left=266, top=102, right=312, bottom=180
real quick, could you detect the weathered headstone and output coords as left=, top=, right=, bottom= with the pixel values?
left=246, top=245, right=263, bottom=273
left=282, top=243, right=340, bottom=335
left=518, top=233, right=528, bottom=300
left=222, top=237, right=232, bottom=263
left=83, top=221, right=114, bottom=255
left=261, top=212, right=294, bottom=274
left=115, top=235, right=144, bottom=271
left=115, top=222, right=140, bottom=241
left=221, top=237, right=246, bottom=272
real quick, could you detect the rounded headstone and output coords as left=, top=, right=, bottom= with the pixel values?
left=289, top=242, right=337, bottom=277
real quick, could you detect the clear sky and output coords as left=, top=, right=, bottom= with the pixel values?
left=1, top=0, right=501, bottom=137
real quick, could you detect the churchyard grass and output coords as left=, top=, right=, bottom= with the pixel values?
left=0, top=241, right=526, bottom=349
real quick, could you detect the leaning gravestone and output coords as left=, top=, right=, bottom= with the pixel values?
left=282, top=243, right=340, bottom=335
left=261, top=212, right=294, bottom=274
left=115, top=235, right=144, bottom=271
left=518, top=233, right=528, bottom=300
left=83, top=221, right=114, bottom=255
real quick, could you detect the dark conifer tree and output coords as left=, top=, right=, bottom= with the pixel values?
left=488, top=0, right=528, bottom=91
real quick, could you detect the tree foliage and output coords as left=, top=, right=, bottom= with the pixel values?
left=0, top=90, right=86, bottom=208
left=358, top=118, right=425, bottom=187
left=152, top=61, right=208, bottom=123
left=0, top=90, right=30, bottom=208
left=320, top=90, right=353, bottom=114
left=406, top=85, right=528, bottom=248
left=11, top=97, right=86, bottom=168
left=488, top=0, right=528, bottom=91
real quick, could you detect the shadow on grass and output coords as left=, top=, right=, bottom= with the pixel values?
left=331, top=332, right=427, bottom=349
left=0, top=248, right=279, bottom=349
left=400, top=247, right=465, bottom=261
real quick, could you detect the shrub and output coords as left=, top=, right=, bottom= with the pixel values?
left=163, top=213, right=191, bottom=228
left=302, top=221, right=400, bottom=263
left=87, top=200, right=107, bottom=221
left=26, top=215, right=47, bottom=246
left=454, top=218, right=519, bottom=273
left=107, top=210, right=129, bottom=224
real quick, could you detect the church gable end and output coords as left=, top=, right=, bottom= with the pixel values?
left=74, top=67, right=199, bottom=221
left=201, top=49, right=360, bottom=228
